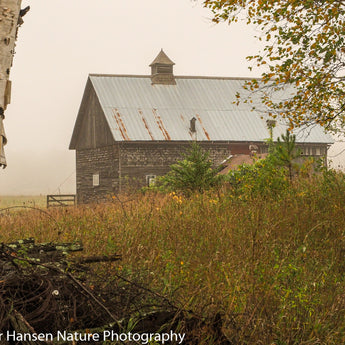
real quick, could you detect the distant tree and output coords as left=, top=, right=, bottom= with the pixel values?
left=202, top=0, right=345, bottom=133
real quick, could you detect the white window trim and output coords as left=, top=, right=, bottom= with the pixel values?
left=146, top=174, right=156, bottom=187
left=93, top=173, right=100, bottom=187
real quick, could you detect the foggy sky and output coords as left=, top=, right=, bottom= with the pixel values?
left=0, top=0, right=343, bottom=195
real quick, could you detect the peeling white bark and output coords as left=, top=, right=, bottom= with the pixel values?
left=0, top=0, right=22, bottom=167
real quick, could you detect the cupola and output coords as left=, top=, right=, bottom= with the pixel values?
left=149, top=49, right=176, bottom=85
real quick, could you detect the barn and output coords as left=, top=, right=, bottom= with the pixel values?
left=69, top=50, right=334, bottom=204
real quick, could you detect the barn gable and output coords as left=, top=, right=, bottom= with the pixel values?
left=69, top=79, right=114, bottom=150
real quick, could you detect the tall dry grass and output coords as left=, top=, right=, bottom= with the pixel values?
left=0, top=173, right=345, bottom=344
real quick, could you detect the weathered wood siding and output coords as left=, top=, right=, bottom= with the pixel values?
left=119, top=141, right=231, bottom=187
left=76, top=145, right=119, bottom=204
left=76, top=141, right=232, bottom=203
left=75, top=140, right=329, bottom=204
left=70, top=79, right=114, bottom=150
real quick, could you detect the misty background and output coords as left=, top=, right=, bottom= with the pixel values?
left=0, top=0, right=343, bottom=195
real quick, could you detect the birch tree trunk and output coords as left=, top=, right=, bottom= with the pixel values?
left=0, top=0, right=22, bottom=168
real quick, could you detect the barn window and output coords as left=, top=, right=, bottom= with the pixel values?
left=260, top=146, right=269, bottom=154
left=302, top=146, right=310, bottom=155
left=93, top=173, right=99, bottom=187
left=146, top=175, right=156, bottom=187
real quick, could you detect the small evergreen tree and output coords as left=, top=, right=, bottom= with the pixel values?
left=160, top=142, right=220, bottom=195
left=270, top=130, right=301, bottom=181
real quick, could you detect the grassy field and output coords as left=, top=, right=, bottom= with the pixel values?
left=0, top=171, right=345, bottom=344
left=0, top=195, right=46, bottom=209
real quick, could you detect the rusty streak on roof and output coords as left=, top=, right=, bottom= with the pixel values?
left=152, top=108, right=171, bottom=141
left=112, top=108, right=130, bottom=141
left=195, top=113, right=210, bottom=141
left=81, top=75, right=334, bottom=144
left=139, top=109, right=154, bottom=140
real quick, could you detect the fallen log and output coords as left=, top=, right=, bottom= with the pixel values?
left=72, top=254, right=121, bottom=265
left=1, top=239, right=84, bottom=265
left=5, top=238, right=83, bottom=254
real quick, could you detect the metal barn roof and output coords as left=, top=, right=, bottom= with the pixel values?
left=87, top=74, right=333, bottom=144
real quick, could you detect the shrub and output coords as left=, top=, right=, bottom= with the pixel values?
left=225, top=156, right=290, bottom=200
left=157, top=142, right=222, bottom=195
left=224, top=131, right=307, bottom=200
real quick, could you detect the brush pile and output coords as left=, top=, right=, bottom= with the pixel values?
left=0, top=239, right=230, bottom=345
left=0, top=239, right=122, bottom=337
left=0, top=239, right=165, bottom=344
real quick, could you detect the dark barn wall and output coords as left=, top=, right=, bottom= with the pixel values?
left=75, top=140, right=328, bottom=204
left=76, top=145, right=119, bottom=204
left=76, top=141, right=234, bottom=203
left=118, top=141, right=231, bottom=190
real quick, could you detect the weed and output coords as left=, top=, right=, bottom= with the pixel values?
left=0, top=171, right=345, bottom=343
